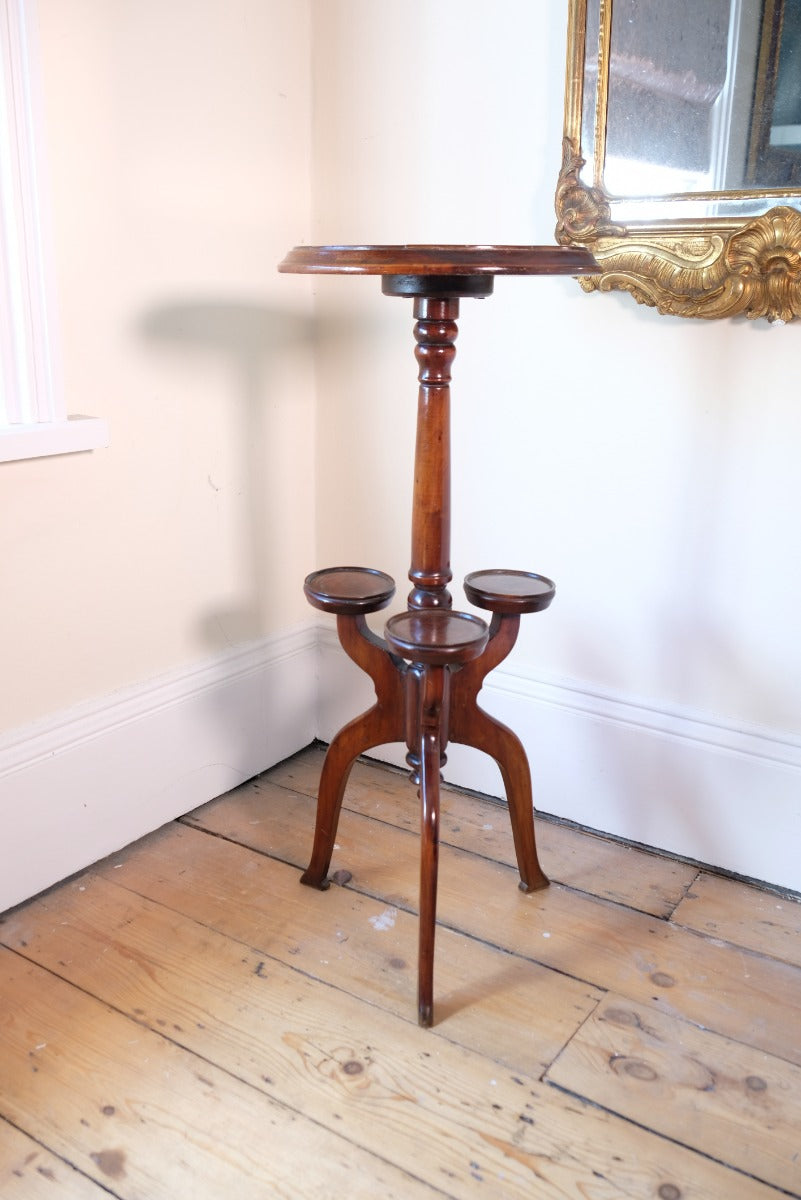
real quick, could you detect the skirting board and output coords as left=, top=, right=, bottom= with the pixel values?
left=0, top=624, right=318, bottom=914
left=316, top=624, right=801, bottom=894
left=5, top=618, right=800, bottom=913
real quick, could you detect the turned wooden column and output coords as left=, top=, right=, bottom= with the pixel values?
left=379, top=270, right=494, bottom=610
left=408, top=295, right=457, bottom=611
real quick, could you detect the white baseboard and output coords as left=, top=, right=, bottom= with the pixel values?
left=5, top=617, right=799, bottom=913
left=317, top=625, right=801, bottom=894
left=0, top=625, right=318, bottom=913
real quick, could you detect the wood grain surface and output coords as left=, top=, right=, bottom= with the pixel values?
left=1, top=746, right=799, bottom=1199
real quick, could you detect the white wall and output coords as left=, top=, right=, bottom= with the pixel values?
left=0, top=1, right=318, bottom=911
left=3, top=0, right=315, bottom=729
left=311, top=1, right=801, bottom=892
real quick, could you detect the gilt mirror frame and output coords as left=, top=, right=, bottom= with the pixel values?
left=556, top=0, right=801, bottom=322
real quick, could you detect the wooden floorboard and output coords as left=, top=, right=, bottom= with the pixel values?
left=546, top=992, right=801, bottom=1194
left=0, top=1119, right=107, bottom=1198
left=671, top=870, right=801, bottom=967
left=1, top=744, right=800, bottom=1199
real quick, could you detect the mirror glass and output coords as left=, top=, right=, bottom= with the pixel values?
left=581, top=0, right=801, bottom=221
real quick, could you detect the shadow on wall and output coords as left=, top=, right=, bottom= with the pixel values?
left=137, top=300, right=317, bottom=649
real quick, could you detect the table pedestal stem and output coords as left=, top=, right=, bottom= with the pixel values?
left=408, top=296, right=457, bottom=610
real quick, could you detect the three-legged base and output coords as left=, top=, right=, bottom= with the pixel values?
left=301, top=567, right=553, bottom=1026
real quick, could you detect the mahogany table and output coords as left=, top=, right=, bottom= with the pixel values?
left=278, top=245, right=598, bottom=1024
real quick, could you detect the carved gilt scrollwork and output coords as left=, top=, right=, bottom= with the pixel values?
left=555, top=138, right=625, bottom=243
left=556, top=138, right=801, bottom=321
left=558, top=0, right=801, bottom=322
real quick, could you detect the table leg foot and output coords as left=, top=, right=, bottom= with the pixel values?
left=300, top=702, right=405, bottom=888
left=455, top=704, right=549, bottom=892
left=302, top=614, right=405, bottom=889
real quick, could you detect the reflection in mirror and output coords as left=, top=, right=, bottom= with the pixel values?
left=557, top=0, right=801, bottom=320
left=603, top=1, right=736, bottom=196
left=598, top=0, right=801, bottom=197
left=748, top=0, right=801, bottom=185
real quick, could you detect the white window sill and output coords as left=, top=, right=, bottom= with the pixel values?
left=0, top=416, right=109, bottom=463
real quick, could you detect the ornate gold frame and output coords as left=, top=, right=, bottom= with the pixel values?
left=556, top=0, right=801, bottom=321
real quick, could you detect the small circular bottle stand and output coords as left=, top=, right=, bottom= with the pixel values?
left=279, top=244, right=597, bottom=1025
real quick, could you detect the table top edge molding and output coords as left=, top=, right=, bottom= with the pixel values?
left=278, top=243, right=599, bottom=277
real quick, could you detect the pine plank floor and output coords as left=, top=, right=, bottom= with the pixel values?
left=1, top=743, right=800, bottom=1198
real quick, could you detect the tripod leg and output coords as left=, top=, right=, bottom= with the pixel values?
left=417, top=666, right=445, bottom=1027
left=301, top=614, right=404, bottom=888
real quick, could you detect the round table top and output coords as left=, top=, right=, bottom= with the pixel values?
left=278, top=244, right=598, bottom=277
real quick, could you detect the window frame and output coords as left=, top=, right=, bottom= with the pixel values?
left=0, top=0, right=107, bottom=463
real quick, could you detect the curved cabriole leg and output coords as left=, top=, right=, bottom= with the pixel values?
left=457, top=705, right=548, bottom=893
left=300, top=614, right=405, bottom=889
left=450, top=614, right=549, bottom=893
left=300, top=704, right=402, bottom=888
left=417, top=666, right=445, bottom=1027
